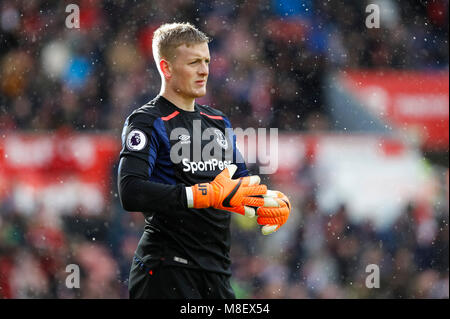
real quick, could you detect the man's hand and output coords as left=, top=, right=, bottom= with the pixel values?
left=187, top=165, right=268, bottom=217
left=256, top=190, right=291, bottom=235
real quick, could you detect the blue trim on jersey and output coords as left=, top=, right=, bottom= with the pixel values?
left=147, top=128, right=159, bottom=177
left=223, top=117, right=249, bottom=178
left=149, top=118, right=177, bottom=185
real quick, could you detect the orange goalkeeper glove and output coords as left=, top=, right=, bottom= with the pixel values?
left=256, top=190, right=291, bottom=235
left=186, top=164, right=268, bottom=217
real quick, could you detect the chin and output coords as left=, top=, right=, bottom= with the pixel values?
left=192, top=89, right=207, bottom=98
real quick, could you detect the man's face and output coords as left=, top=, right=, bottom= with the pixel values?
left=168, top=42, right=210, bottom=99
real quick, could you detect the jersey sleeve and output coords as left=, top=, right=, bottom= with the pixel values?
left=120, top=113, right=154, bottom=166
left=223, top=116, right=249, bottom=178
left=118, top=112, right=187, bottom=213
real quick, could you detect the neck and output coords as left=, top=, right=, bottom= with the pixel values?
left=160, top=85, right=195, bottom=112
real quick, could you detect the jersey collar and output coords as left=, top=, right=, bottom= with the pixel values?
left=156, top=95, right=200, bottom=115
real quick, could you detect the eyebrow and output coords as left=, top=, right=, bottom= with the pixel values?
left=189, top=57, right=210, bottom=61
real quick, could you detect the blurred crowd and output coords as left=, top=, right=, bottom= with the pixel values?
left=231, top=183, right=449, bottom=298
left=0, top=0, right=449, bottom=299
left=1, top=0, right=448, bottom=132
left=0, top=173, right=448, bottom=298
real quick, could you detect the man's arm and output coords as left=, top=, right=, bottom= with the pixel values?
left=118, top=112, right=187, bottom=213
left=118, top=157, right=187, bottom=213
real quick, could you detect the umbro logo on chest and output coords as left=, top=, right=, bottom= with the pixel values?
left=178, top=134, right=191, bottom=144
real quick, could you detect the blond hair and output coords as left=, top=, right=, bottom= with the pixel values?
left=152, top=22, right=210, bottom=72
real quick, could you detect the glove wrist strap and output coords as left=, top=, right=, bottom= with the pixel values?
left=186, top=186, right=194, bottom=208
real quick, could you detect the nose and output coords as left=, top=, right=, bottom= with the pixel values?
left=198, top=61, right=209, bottom=76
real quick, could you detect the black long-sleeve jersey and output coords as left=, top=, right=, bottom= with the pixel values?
left=118, top=95, right=249, bottom=275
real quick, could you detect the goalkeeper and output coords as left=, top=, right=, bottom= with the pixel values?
left=118, top=22, right=290, bottom=299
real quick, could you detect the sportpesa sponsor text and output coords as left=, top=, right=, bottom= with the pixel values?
left=182, top=158, right=232, bottom=173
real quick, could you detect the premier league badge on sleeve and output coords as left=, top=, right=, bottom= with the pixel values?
left=126, top=129, right=147, bottom=151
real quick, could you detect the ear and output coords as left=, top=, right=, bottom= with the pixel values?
left=160, top=59, right=172, bottom=80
